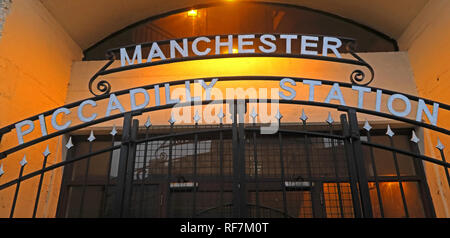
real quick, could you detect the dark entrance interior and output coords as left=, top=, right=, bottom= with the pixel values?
left=57, top=109, right=434, bottom=218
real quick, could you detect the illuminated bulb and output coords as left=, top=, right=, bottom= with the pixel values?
left=187, top=9, right=198, bottom=17
left=232, top=48, right=238, bottom=53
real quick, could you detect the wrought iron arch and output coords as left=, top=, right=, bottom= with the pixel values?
left=0, top=89, right=448, bottom=217
left=83, top=1, right=399, bottom=58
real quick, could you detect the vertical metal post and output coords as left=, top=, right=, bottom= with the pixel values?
left=165, top=122, right=174, bottom=217
left=301, top=118, right=317, bottom=217
left=112, top=112, right=133, bottom=217
left=387, top=136, right=409, bottom=218
left=55, top=142, right=74, bottom=218
left=410, top=140, right=436, bottom=218
left=231, top=101, right=239, bottom=217
left=122, top=119, right=139, bottom=217
left=340, top=114, right=363, bottom=218
left=138, top=126, right=150, bottom=218
left=32, top=153, right=49, bottom=218
left=79, top=141, right=93, bottom=217
left=311, top=182, right=324, bottom=218
left=365, top=128, right=385, bottom=217
left=437, top=149, right=450, bottom=187
left=219, top=121, right=225, bottom=218
left=328, top=123, right=345, bottom=217
left=231, top=100, right=247, bottom=218
left=301, top=120, right=312, bottom=180
left=346, top=109, right=373, bottom=218
left=101, top=133, right=116, bottom=218
left=278, top=131, right=288, bottom=217
left=192, top=124, right=198, bottom=217
left=237, top=100, right=247, bottom=218
left=252, top=120, right=260, bottom=218
left=10, top=163, right=26, bottom=218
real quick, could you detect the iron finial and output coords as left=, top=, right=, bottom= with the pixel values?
left=436, top=138, right=445, bottom=150
left=144, top=116, right=152, bottom=128
left=43, top=145, right=51, bottom=157
left=410, top=130, right=420, bottom=144
left=194, top=110, right=201, bottom=124
left=168, top=114, right=176, bottom=125
left=0, top=164, right=4, bottom=177
left=386, top=125, right=395, bottom=137
left=20, top=155, right=27, bottom=167
left=275, top=110, right=283, bottom=121
left=326, top=112, right=334, bottom=124
left=363, top=120, right=372, bottom=132
left=87, top=130, right=96, bottom=142
left=110, top=124, right=118, bottom=136
left=300, top=109, right=308, bottom=122
left=250, top=107, right=258, bottom=123
left=65, top=137, right=74, bottom=149
left=217, top=108, right=225, bottom=124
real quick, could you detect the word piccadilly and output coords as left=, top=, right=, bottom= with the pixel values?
left=14, top=78, right=439, bottom=145
left=120, top=34, right=344, bottom=66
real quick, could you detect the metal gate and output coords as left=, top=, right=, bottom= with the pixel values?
left=1, top=99, right=433, bottom=218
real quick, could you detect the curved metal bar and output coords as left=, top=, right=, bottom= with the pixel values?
left=244, top=128, right=345, bottom=140
left=88, top=53, right=368, bottom=96
left=0, top=144, right=122, bottom=191
left=134, top=128, right=229, bottom=144
left=194, top=202, right=293, bottom=218
left=360, top=141, right=450, bottom=168
left=88, top=52, right=116, bottom=96
left=346, top=41, right=375, bottom=86
left=100, top=52, right=367, bottom=76
left=133, top=127, right=345, bottom=146
left=2, top=75, right=449, bottom=141
left=2, top=98, right=450, bottom=161
left=84, top=1, right=398, bottom=56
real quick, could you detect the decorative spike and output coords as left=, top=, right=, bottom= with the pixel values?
left=363, top=120, right=372, bottom=132
left=326, top=112, right=334, bottom=124
left=386, top=125, right=395, bottom=137
left=65, top=137, right=74, bottom=149
left=168, top=114, right=176, bottom=125
left=87, top=130, right=96, bottom=142
left=110, top=124, right=118, bottom=136
left=217, top=108, right=224, bottom=123
left=20, top=155, right=27, bottom=167
left=0, top=164, right=4, bottom=177
left=144, top=116, right=152, bottom=128
left=300, top=109, right=308, bottom=122
left=43, top=145, right=51, bottom=157
left=275, top=110, right=283, bottom=120
left=193, top=110, right=201, bottom=123
left=250, top=107, right=258, bottom=121
left=436, top=138, right=445, bottom=150
left=410, top=130, right=420, bottom=143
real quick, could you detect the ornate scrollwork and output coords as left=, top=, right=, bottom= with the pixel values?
left=88, top=52, right=116, bottom=96
left=345, top=41, right=375, bottom=86
left=94, top=80, right=112, bottom=95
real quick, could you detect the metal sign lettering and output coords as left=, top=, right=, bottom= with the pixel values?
left=88, top=33, right=374, bottom=96
left=2, top=77, right=444, bottom=150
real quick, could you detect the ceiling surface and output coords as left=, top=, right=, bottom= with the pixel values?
left=39, top=0, right=429, bottom=50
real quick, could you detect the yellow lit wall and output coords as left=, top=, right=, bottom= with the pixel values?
left=67, top=52, right=418, bottom=126
left=0, top=0, right=82, bottom=217
left=399, top=0, right=450, bottom=217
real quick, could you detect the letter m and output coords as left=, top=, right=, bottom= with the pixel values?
left=120, top=45, right=142, bottom=66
